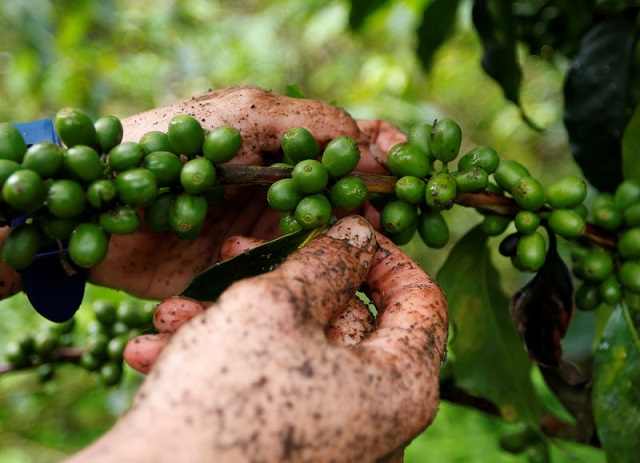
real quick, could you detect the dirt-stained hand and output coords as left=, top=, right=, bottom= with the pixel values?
left=64, top=216, right=448, bottom=463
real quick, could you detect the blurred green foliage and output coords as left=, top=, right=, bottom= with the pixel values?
left=0, top=0, right=605, bottom=461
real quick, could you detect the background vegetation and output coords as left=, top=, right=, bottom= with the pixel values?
left=0, top=0, right=631, bottom=461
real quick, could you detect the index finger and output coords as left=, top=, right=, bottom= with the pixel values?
left=361, top=232, right=449, bottom=364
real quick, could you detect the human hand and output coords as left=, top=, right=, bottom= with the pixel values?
left=64, top=215, right=448, bottom=463
left=84, top=86, right=406, bottom=300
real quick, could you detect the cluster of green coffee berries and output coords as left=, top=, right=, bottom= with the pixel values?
left=2, top=298, right=154, bottom=386
left=79, top=298, right=154, bottom=386
left=375, top=118, right=480, bottom=247
left=266, top=127, right=365, bottom=233
left=567, top=179, right=640, bottom=311
left=0, top=111, right=241, bottom=271
left=2, top=317, right=76, bottom=383
left=490, top=161, right=588, bottom=272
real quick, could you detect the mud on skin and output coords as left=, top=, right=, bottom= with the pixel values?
left=64, top=216, right=448, bottom=463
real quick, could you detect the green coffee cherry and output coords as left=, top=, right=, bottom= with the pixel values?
left=4, top=341, right=30, bottom=368
left=547, top=209, right=586, bottom=239
left=430, top=118, right=462, bottom=163
left=79, top=352, right=101, bottom=372
left=68, top=223, right=109, bottom=268
left=575, top=282, right=601, bottom=311
left=514, top=210, right=540, bottom=234
left=395, top=176, right=426, bottom=205
left=167, top=114, right=204, bottom=158
left=493, top=159, right=530, bottom=192
left=294, top=194, right=332, bottom=229
left=515, top=231, right=547, bottom=272
left=618, top=260, right=640, bottom=294
left=108, top=141, right=144, bottom=172
left=281, top=127, right=319, bottom=164
left=458, top=146, right=500, bottom=174
left=329, top=177, right=367, bottom=210
left=63, top=145, right=104, bottom=183
left=99, top=205, right=140, bottom=235
left=0, top=122, right=27, bottom=162
left=86, top=179, right=117, bottom=210
left=139, top=130, right=174, bottom=154
left=169, top=193, right=208, bottom=240
left=118, top=299, right=149, bottom=328
left=454, top=167, right=489, bottom=193
left=23, top=142, right=64, bottom=178
left=39, top=214, right=83, bottom=240
left=499, top=424, right=539, bottom=454
left=614, top=179, right=640, bottom=210
left=115, top=168, right=158, bottom=207
left=94, top=115, right=123, bottom=153
left=386, top=143, right=430, bottom=178
left=144, top=193, right=176, bottom=232
left=46, top=179, right=87, bottom=219
left=292, top=159, right=329, bottom=194
left=54, top=107, right=99, bottom=149
left=280, top=212, right=303, bottom=235
left=267, top=178, right=304, bottom=212
left=32, top=330, right=59, bottom=357
left=106, top=335, right=129, bottom=361
left=143, top=151, right=183, bottom=187
left=579, top=250, right=614, bottom=281
left=2, top=169, right=46, bottom=212
left=388, top=224, right=417, bottom=246
left=481, top=214, right=511, bottom=236
left=99, top=360, right=123, bottom=387
left=512, top=176, right=545, bottom=211
left=617, top=227, right=640, bottom=260
left=406, top=122, right=433, bottom=158
left=321, top=136, right=360, bottom=178
left=599, top=273, right=622, bottom=305
left=425, top=172, right=457, bottom=211
left=0, top=159, right=21, bottom=189
left=380, top=200, right=418, bottom=234
left=592, top=200, right=624, bottom=232
left=418, top=209, right=449, bottom=248
left=202, top=125, right=242, bottom=164
left=180, top=157, right=217, bottom=194
left=93, top=299, right=118, bottom=325
left=545, top=176, right=587, bottom=209
left=2, top=223, right=42, bottom=270
left=624, top=202, right=640, bottom=227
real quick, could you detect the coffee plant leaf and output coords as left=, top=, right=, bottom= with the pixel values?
left=563, top=16, right=637, bottom=192
left=180, top=227, right=323, bottom=301
left=416, top=0, right=460, bottom=70
left=593, top=303, right=640, bottom=462
left=437, top=225, right=544, bottom=424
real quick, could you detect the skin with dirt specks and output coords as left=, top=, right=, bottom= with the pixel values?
left=64, top=216, right=448, bottom=463
left=0, top=87, right=405, bottom=300
left=56, top=86, right=403, bottom=300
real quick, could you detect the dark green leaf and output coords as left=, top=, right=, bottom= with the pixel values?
left=284, top=83, right=307, bottom=99
left=348, top=0, right=389, bottom=30
left=180, top=228, right=321, bottom=301
left=416, top=0, right=460, bottom=70
left=593, top=303, right=640, bottom=462
left=472, top=0, right=522, bottom=106
left=563, top=16, right=637, bottom=192
left=622, top=103, right=640, bottom=180
left=437, top=226, right=544, bottom=423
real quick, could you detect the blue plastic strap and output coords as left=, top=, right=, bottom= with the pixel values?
left=10, top=119, right=85, bottom=322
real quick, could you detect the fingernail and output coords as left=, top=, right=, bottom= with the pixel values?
left=326, top=216, right=374, bottom=250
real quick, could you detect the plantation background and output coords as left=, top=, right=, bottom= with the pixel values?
left=0, top=0, right=605, bottom=461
